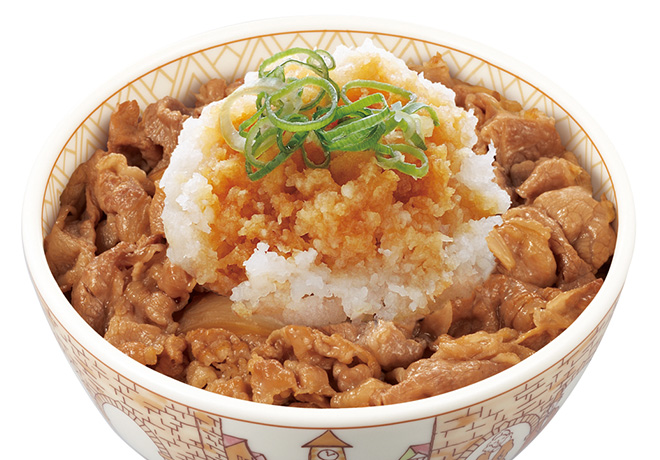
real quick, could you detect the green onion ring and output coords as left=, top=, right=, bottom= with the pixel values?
left=320, top=110, right=393, bottom=151
left=333, top=92, right=388, bottom=119
left=375, top=143, right=429, bottom=178
left=219, top=78, right=285, bottom=152
left=403, top=101, right=440, bottom=126
left=244, top=118, right=278, bottom=167
left=276, top=114, right=309, bottom=154
left=265, top=76, right=338, bottom=132
left=259, top=48, right=332, bottom=79
left=340, top=79, right=417, bottom=105
left=313, top=49, right=336, bottom=71
left=238, top=103, right=267, bottom=137
left=301, top=132, right=331, bottom=169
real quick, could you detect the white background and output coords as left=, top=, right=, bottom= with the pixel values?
left=3, top=1, right=657, bottom=458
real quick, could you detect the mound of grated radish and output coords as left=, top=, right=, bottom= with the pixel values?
left=160, top=40, right=510, bottom=326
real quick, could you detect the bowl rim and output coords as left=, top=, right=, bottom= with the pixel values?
left=22, top=14, right=636, bottom=429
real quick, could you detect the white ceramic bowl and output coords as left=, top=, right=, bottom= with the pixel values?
left=22, top=16, right=634, bottom=460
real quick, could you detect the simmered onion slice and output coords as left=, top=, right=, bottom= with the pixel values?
left=178, top=293, right=284, bottom=336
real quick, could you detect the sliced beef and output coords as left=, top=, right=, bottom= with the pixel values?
left=504, top=206, right=596, bottom=290
left=478, top=106, right=566, bottom=173
left=141, top=96, right=192, bottom=177
left=533, top=186, right=616, bottom=270
left=375, top=358, right=507, bottom=405
left=107, top=97, right=191, bottom=175
left=367, top=329, right=532, bottom=406
left=447, top=273, right=602, bottom=351
left=517, top=278, right=602, bottom=350
left=516, top=157, right=592, bottom=203
left=107, top=100, right=161, bottom=169
left=487, top=213, right=558, bottom=287
left=410, top=54, right=521, bottom=110
left=44, top=153, right=101, bottom=292
left=71, top=235, right=194, bottom=334
left=194, top=78, right=228, bottom=108
left=449, top=274, right=551, bottom=337
left=105, top=315, right=188, bottom=379
left=89, top=152, right=155, bottom=248
left=357, top=320, right=427, bottom=371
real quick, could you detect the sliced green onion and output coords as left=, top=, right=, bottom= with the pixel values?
left=298, top=85, right=328, bottom=112
left=238, top=103, right=267, bottom=137
left=259, top=48, right=333, bottom=79
left=301, top=132, right=331, bottom=169
left=375, top=143, right=429, bottom=178
left=403, top=101, right=441, bottom=126
left=340, top=79, right=417, bottom=105
left=244, top=118, right=277, bottom=167
left=313, top=49, right=336, bottom=72
left=244, top=124, right=296, bottom=180
left=265, top=76, right=338, bottom=132
left=262, top=65, right=286, bottom=82
left=221, top=47, right=440, bottom=180
left=219, top=78, right=285, bottom=152
left=319, top=110, right=393, bottom=151
left=394, top=111, right=427, bottom=150
left=334, top=92, right=388, bottom=119
left=245, top=147, right=295, bottom=181
left=276, top=115, right=309, bottom=155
